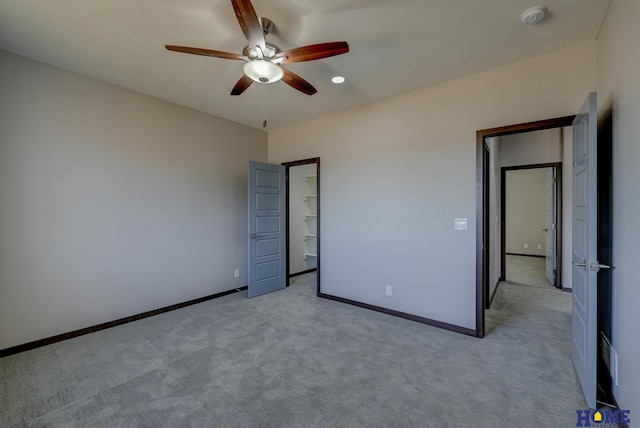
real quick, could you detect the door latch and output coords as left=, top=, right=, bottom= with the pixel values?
left=572, top=260, right=612, bottom=272
left=590, top=262, right=611, bottom=272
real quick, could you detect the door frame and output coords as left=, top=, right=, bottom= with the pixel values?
left=500, top=163, right=562, bottom=288
left=282, top=157, right=321, bottom=295
left=475, top=115, right=574, bottom=338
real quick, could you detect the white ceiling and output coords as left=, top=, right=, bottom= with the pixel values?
left=0, top=0, right=610, bottom=130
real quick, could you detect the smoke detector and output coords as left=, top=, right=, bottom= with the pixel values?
left=521, top=6, right=547, bottom=25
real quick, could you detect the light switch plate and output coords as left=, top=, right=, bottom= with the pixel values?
left=454, top=218, right=468, bottom=231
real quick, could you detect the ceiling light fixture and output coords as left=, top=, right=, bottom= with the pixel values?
left=243, top=60, right=284, bottom=83
left=520, top=6, right=547, bottom=25
left=332, top=76, right=346, bottom=84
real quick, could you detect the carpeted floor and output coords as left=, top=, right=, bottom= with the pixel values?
left=505, top=254, right=553, bottom=289
left=1, top=273, right=585, bottom=427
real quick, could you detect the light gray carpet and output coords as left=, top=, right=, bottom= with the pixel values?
left=505, top=254, right=553, bottom=289
left=1, top=273, right=585, bottom=427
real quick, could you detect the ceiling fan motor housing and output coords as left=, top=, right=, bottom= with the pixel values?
left=242, top=42, right=281, bottom=59
left=259, top=17, right=275, bottom=35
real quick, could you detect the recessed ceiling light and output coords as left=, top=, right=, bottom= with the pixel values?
left=331, top=76, right=346, bottom=84
left=521, top=6, right=547, bottom=25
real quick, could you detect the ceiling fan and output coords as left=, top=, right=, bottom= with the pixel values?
left=165, top=0, right=349, bottom=96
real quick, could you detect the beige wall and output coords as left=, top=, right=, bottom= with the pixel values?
left=269, top=42, right=596, bottom=330
left=0, top=50, right=267, bottom=349
left=499, top=127, right=563, bottom=167
left=596, top=0, right=640, bottom=414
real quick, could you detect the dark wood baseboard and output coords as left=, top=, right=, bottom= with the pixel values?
left=0, top=285, right=248, bottom=359
left=289, top=268, right=317, bottom=279
left=318, top=292, right=477, bottom=337
left=505, top=252, right=545, bottom=258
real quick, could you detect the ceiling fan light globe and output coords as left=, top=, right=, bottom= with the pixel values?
left=243, top=60, right=284, bottom=83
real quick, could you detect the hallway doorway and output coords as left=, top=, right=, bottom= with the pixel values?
left=283, top=158, right=320, bottom=294
left=475, top=115, right=575, bottom=337
left=502, top=165, right=562, bottom=290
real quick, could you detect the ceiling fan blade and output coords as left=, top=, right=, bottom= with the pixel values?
left=231, top=74, right=253, bottom=95
left=231, top=0, right=266, bottom=53
left=281, top=68, right=317, bottom=95
left=276, top=42, right=349, bottom=64
left=165, top=45, right=248, bottom=61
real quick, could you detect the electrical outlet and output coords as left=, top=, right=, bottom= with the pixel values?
left=234, top=269, right=240, bottom=278
left=524, top=243, right=529, bottom=249
left=537, top=244, right=542, bottom=250
left=385, top=285, right=392, bottom=296
left=454, top=218, right=468, bottom=231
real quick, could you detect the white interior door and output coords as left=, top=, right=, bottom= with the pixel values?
left=572, top=92, right=598, bottom=409
left=544, top=167, right=556, bottom=285
left=248, top=161, right=286, bottom=298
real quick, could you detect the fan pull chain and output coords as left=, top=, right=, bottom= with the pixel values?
left=262, top=84, right=267, bottom=128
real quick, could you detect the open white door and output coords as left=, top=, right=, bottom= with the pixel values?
left=248, top=161, right=286, bottom=298
left=572, top=92, right=599, bottom=409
